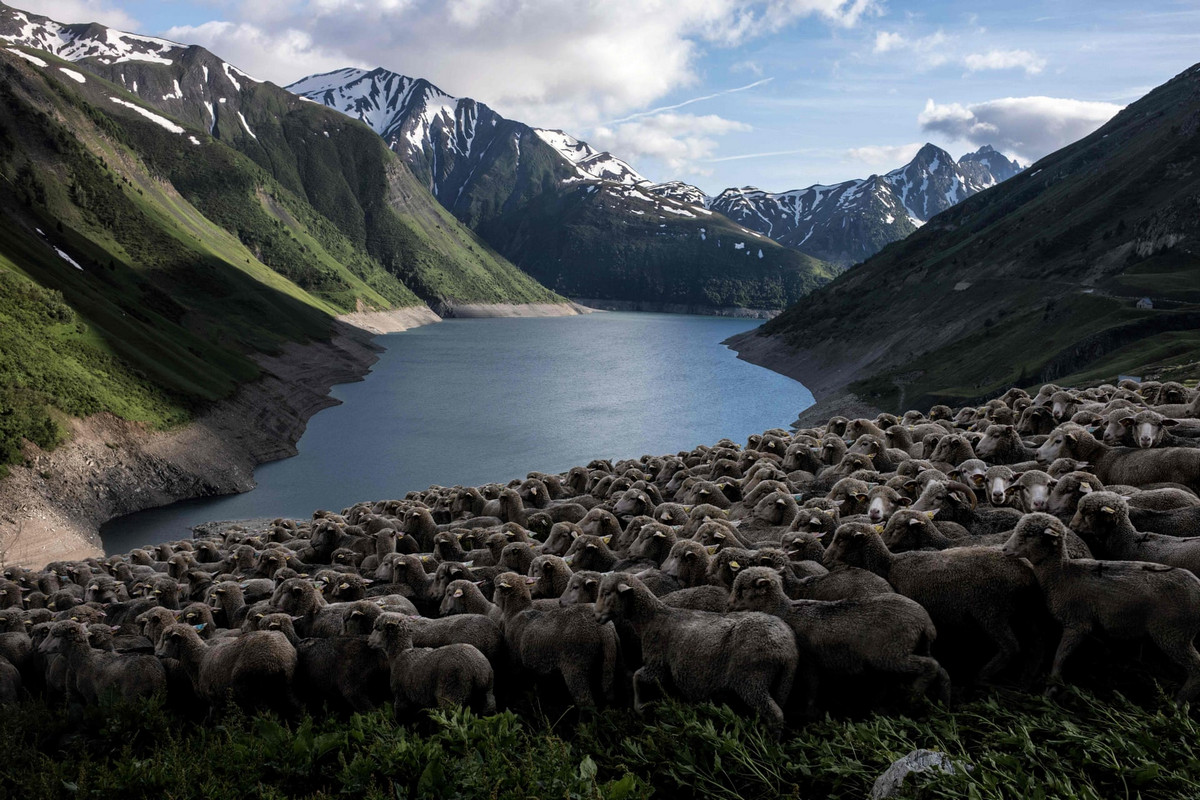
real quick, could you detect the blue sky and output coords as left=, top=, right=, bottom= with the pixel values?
left=23, top=1, right=1200, bottom=194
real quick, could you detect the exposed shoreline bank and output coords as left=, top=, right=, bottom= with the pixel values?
left=571, top=298, right=780, bottom=319
left=723, top=328, right=884, bottom=426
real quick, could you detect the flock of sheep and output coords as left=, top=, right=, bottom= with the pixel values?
left=2, top=378, right=1200, bottom=732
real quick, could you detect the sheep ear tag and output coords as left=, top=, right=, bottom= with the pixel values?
left=705, top=545, right=719, bottom=555
left=1100, top=506, right=1117, bottom=515
left=924, top=510, right=938, bottom=519
left=873, top=525, right=885, bottom=533
left=193, top=623, right=207, bottom=632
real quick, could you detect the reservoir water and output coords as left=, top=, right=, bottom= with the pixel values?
left=100, top=312, right=813, bottom=553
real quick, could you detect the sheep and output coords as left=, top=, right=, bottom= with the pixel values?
left=824, top=522, right=1043, bottom=684
left=1001, top=513, right=1200, bottom=701
left=1070, top=492, right=1200, bottom=574
left=156, top=623, right=298, bottom=714
left=368, top=613, right=495, bottom=716
left=492, top=572, right=619, bottom=707
left=41, top=620, right=166, bottom=705
left=1036, top=425, right=1200, bottom=493
left=729, top=567, right=949, bottom=710
left=528, top=554, right=572, bottom=599
left=439, top=580, right=500, bottom=622
left=563, top=534, right=618, bottom=572
left=594, top=573, right=796, bottom=730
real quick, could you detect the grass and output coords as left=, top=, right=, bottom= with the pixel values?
left=4, top=687, right=1200, bottom=799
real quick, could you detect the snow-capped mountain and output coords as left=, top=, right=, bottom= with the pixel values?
left=0, top=2, right=261, bottom=142
left=287, top=67, right=646, bottom=206
left=708, top=143, right=1022, bottom=266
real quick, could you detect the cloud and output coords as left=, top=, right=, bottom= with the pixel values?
left=918, top=96, right=1123, bottom=162
left=963, top=49, right=1046, bottom=75
left=845, top=141, right=924, bottom=166
left=20, top=0, right=139, bottom=30
left=589, top=113, right=751, bottom=175
left=868, top=29, right=950, bottom=68
left=159, top=0, right=878, bottom=134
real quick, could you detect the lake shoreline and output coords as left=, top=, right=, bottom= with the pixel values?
left=722, top=327, right=884, bottom=426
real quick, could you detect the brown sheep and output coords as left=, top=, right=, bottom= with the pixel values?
left=492, top=572, right=619, bottom=707
left=825, top=522, right=1042, bottom=684
left=369, top=613, right=495, bottom=716
left=40, top=620, right=166, bottom=705
left=1001, top=513, right=1200, bottom=701
left=595, top=573, right=796, bottom=731
left=1070, top=492, right=1200, bottom=575
left=729, top=567, right=949, bottom=711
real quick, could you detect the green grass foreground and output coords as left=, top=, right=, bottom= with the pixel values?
left=4, top=687, right=1200, bottom=799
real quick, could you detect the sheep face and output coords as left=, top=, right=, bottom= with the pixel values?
left=728, top=567, right=783, bottom=612
left=1068, top=492, right=1128, bottom=540
left=1000, top=513, right=1068, bottom=565
left=881, top=510, right=939, bottom=552
left=559, top=572, right=601, bottom=607
left=593, top=577, right=634, bottom=624
left=1036, top=427, right=1086, bottom=463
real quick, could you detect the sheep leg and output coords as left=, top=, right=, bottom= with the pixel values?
left=1046, top=626, right=1089, bottom=695
left=632, top=666, right=664, bottom=712
left=559, top=661, right=597, bottom=708
left=976, top=613, right=1021, bottom=684
left=896, top=656, right=952, bottom=705
left=1152, top=635, right=1200, bottom=703
left=734, top=674, right=786, bottom=734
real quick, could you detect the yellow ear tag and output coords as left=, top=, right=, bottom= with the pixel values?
left=874, top=525, right=884, bottom=533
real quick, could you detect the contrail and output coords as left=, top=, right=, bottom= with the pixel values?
left=702, top=148, right=813, bottom=163
left=605, top=77, right=774, bottom=125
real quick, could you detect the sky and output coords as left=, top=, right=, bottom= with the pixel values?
left=19, top=0, right=1200, bottom=195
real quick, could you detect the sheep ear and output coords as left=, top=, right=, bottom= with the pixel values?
left=453, top=588, right=464, bottom=597
left=1065, top=433, right=1077, bottom=443
left=1079, top=483, right=1093, bottom=494
left=1042, top=527, right=1062, bottom=539
left=1163, top=419, right=1180, bottom=428
left=1100, top=505, right=1117, bottom=515
left=585, top=578, right=597, bottom=588
left=616, top=583, right=633, bottom=594
left=853, top=493, right=868, bottom=502
left=908, top=518, right=922, bottom=527
left=898, top=497, right=911, bottom=507
left=473, top=580, right=486, bottom=587
left=601, top=535, right=612, bottom=544
left=754, top=576, right=772, bottom=588
left=924, top=509, right=939, bottom=519
left=705, top=545, right=719, bottom=555
left=1118, top=417, right=1135, bottom=428
left=850, top=532, right=866, bottom=540
left=570, top=531, right=580, bottom=539
left=714, top=532, right=726, bottom=540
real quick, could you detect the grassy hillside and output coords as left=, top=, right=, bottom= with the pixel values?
left=0, top=49, right=409, bottom=472
left=63, top=47, right=562, bottom=308
left=756, top=63, right=1200, bottom=410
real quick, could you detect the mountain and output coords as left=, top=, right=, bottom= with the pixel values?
left=0, top=3, right=564, bottom=313
left=289, top=67, right=836, bottom=311
left=730, top=63, right=1200, bottom=413
left=0, top=1, right=576, bottom=477
left=708, top=144, right=1022, bottom=267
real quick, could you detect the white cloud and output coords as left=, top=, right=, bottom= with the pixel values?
left=963, top=49, right=1046, bottom=75
left=918, top=96, right=1123, bottom=162
left=20, top=0, right=139, bottom=30
left=159, top=0, right=878, bottom=134
left=590, top=113, right=751, bottom=175
left=873, top=31, right=906, bottom=53
left=868, top=28, right=950, bottom=68
left=845, top=141, right=924, bottom=166
left=164, top=21, right=369, bottom=84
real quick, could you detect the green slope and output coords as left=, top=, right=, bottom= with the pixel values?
left=61, top=45, right=562, bottom=308
left=0, top=49, right=405, bottom=471
left=754, top=62, right=1200, bottom=410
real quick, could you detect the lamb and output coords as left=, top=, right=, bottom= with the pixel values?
left=1001, top=513, right=1200, bottom=701
left=824, top=522, right=1042, bottom=683
left=492, top=572, right=619, bottom=707
left=41, top=620, right=166, bottom=705
left=1036, top=424, right=1200, bottom=493
left=528, top=554, right=572, bottom=599
left=1070, top=492, right=1200, bottom=574
left=156, top=622, right=298, bottom=715
left=594, top=573, right=796, bottom=730
left=368, top=613, right=495, bottom=716
left=439, top=580, right=501, bottom=622
left=729, top=567, right=949, bottom=710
